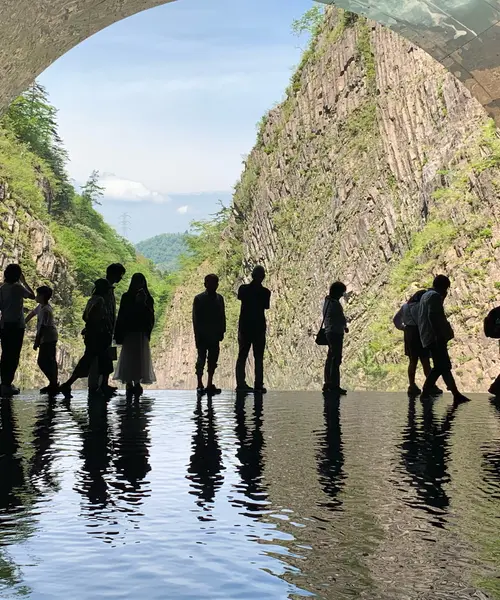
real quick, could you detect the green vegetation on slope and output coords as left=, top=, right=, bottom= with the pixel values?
left=0, top=83, right=171, bottom=374
left=136, top=232, right=189, bottom=273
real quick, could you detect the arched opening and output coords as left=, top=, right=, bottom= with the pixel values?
left=2, top=0, right=500, bottom=121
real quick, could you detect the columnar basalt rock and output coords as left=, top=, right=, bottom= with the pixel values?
left=154, top=10, right=500, bottom=392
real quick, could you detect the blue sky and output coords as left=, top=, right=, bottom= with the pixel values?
left=38, top=0, right=314, bottom=242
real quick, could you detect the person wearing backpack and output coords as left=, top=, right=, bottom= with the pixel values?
left=483, top=305, right=500, bottom=396
left=418, top=275, right=470, bottom=403
left=393, top=290, right=442, bottom=397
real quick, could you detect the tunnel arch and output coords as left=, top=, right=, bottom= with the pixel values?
left=1, top=0, right=500, bottom=121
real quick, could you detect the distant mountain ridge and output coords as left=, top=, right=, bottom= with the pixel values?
left=136, top=232, right=189, bottom=273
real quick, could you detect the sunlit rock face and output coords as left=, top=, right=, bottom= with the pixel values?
left=319, top=0, right=500, bottom=123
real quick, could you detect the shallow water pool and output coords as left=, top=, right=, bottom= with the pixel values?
left=0, top=390, right=499, bottom=599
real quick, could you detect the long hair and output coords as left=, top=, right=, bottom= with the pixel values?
left=128, top=273, right=152, bottom=302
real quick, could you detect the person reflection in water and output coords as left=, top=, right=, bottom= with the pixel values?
left=317, top=396, right=345, bottom=511
left=0, top=399, right=25, bottom=513
left=60, top=279, right=114, bottom=399
left=233, top=394, right=267, bottom=516
left=192, top=274, right=226, bottom=396
left=235, top=266, right=271, bottom=394
left=400, top=397, right=462, bottom=527
left=186, top=397, right=224, bottom=516
left=323, top=282, right=349, bottom=395
left=114, top=397, right=152, bottom=497
left=418, top=275, right=470, bottom=403
left=29, top=397, right=57, bottom=493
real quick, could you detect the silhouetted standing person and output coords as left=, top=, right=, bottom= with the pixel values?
left=114, top=273, right=156, bottom=398
left=0, top=264, right=35, bottom=396
left=418, top=275, right=470, bottom=403
left=235, top=266, right=271, bottom=394
left=60, top=279, right=113, bottom=397
left=323, top=282, right=348, bottom=395
left=192, top=274, right=226, bottom=396
left=26, top=286, right=59, bottom=395
left=394, top=289, right=440, bottom=397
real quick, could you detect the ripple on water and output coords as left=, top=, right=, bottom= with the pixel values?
left=0, top=390, right=499, bottom=599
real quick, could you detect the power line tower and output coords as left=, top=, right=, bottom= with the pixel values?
left=119, top=212, right=131, bottom=239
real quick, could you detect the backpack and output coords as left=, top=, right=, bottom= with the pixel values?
left=484, top=306, right=500, bottom=338
left=393, top=305, right=405, bottom=331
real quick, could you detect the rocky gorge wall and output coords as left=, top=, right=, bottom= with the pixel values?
left=154, top=8, right=500, bottom=393
left=0, top=180, right=78, bottom=387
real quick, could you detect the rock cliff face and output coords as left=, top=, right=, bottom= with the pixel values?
left=0, top=180, right=78, bottom=387
left=155, top=9, right=500, bottom=393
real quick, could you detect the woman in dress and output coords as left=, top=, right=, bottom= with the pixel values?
left=114, top=273, right=156, bottom=397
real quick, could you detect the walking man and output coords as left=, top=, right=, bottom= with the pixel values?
left=192, top=274, right=226, bottom=396
left=88, top=263, right=125, bottom=396
left=235, top=265, right=271, bottom=394
left=418, top=275, right=470, bottom=403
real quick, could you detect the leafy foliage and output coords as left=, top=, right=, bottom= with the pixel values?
left=136, top=233, right=190, bottom=273
left=0, top=82, right=171, bottom=352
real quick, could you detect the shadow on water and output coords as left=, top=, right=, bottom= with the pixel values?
left=186, top=397, right=225, bottom=518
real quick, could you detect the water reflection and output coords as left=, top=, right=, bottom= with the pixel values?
left=232, top=393, right=267, bottom=517
left=113, top=397, right=152, bottom=505
left=317, top=395, right=345, bottom=510
left=186, top=397, right=224, bottom=516
left=29, top=398, right=57, bottom=493
left=400, top=398, right=462, bottom=527
left=0, top=391, right=499, bottom=599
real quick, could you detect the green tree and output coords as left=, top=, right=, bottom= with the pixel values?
left=81, top=170, right=104, bottom=206
left=291, top=4, right=325, bottom=37
left=1, top=81, right=71, bottom=214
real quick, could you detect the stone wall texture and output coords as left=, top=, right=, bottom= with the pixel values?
left=153, top=10, right=500, bottom=393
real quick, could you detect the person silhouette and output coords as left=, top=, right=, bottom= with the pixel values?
left=322, top=282, right=349, bottom=395
left=88, top=263, right=126, bottom=397
left=113, top=273, right=156, bottom=398
left=60, top=278, right=113, bottom=398
left=0, top=264, right=36, bottom=397
left=192, top=274, right=226, bottom=396
left=25, top=285, right=59, bottom=396
left=418, top=275, right=470, bottom=403
left=235, top=266, right=271, bottom=394
left=394, top=289, right=441, bottom=397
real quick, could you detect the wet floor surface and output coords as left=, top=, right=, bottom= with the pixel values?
left=0, top=390, right=499, bottom=599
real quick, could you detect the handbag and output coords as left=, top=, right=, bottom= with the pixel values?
left=315, top=299, right=330, bottom=346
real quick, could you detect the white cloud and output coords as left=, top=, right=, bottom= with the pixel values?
left=177, top=205, right=189, bottom=214
left=100, top=173, right=168, bottom=203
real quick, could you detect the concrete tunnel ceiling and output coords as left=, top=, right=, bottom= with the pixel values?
left=1, top=0, right=500, bottom=122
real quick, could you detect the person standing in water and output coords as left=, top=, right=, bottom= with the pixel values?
left=192, top=274, right=226, bottom=396
left=26, top=285, right=59, bottom=395
left=235, top=265, right=271, bottom=394
left=113, top=273, right=156, bottom=397
left=0, top=264, right=36, bottom=396
left=394, top=289, right=442, bottom=397
left=418, top=275, right=470, bottom=403
left=322, top=281, right=348, bottom=395
left=88, top=263, right=126, bottom=397
left=60, top=278, right=113, bottom=398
